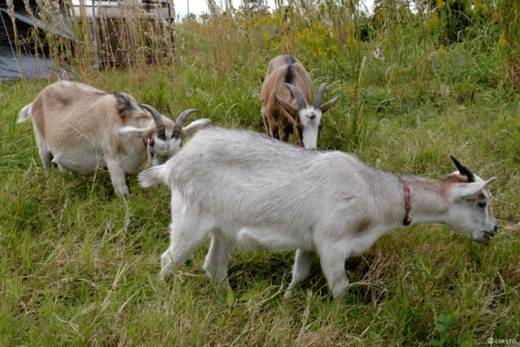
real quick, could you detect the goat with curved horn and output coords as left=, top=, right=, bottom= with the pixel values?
left=261, top=55, right=339, bottom=150
left=16, top=80, right=211, bottom=195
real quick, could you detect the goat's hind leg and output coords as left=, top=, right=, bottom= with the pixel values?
left=160, top=222, right=209, bottom=280
left=284, top=249, right=317, bottom=298
left=161, top=197, right=211, bottom=279
left=33, top=125, right=52, bottom=173
left=261, top=108, right=271, bottom=136
left=203, top=231, right=236, bottom=290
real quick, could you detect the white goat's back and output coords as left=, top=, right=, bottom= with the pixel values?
left=144, top=128, right=384, bottom=248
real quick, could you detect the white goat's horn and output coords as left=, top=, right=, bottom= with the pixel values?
left=172, top=109, right=199, bottom=139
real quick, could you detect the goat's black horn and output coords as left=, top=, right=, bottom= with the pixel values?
left=450, top=155, right=475, bottom=183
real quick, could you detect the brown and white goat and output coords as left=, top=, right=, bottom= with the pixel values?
left=17, top=81, right=210, bottom=195
left=260, top=55, right=339, bottom=149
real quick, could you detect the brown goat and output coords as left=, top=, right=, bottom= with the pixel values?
left=260, top=55, right=339, bottom=149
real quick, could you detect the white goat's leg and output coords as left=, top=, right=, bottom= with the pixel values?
left=160, top=226, right=207, bottom=280
left=33, top=126, right=52, bottom=173
left=51, top=156, right=70, bottom=173
left=319, top=247, right=349, bottom=299
left=203, top=233, right=236, bottom=290
left=284, top=249, right=317, bottom=299
left=160, top=212, right=210, bottom=279
left=106, top=159, right=129, bottom=195
left=39, top=148, right=52, bottom=174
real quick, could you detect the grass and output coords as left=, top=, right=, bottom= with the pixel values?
left=1, top=1, right=520, bottom=345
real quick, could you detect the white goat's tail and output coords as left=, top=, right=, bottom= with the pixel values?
left=138, top=164, right=169, bottom=188
left=17, top=104, right=33, bottom=123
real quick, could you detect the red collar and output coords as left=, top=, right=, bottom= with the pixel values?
left=402, top=179, right=412, bottom=226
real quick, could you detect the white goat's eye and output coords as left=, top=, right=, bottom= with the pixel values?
left=148, top=146, right=155, bottom=156
left=478, top=201, right=487, bottom=209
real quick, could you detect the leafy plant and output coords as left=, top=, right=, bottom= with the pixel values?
left=429, top=314, right=456, bottom=346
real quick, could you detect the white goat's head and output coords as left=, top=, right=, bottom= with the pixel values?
left=117, top=105, right=208, bottom=166
left=443, top=155, right=497, bottom=242
left=274, top=83, right=339, bottom=150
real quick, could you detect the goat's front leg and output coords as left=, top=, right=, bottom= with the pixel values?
left=278, top=127, right=289, bottom=142
left=319, top=246, right=350, bottom=299
left=106, top=159, right=129, bottom=195
left=292, top=124, right=304, bottom=147
left=284, top=249, right=317, bottom=298
left=33, top=127, right=52, bottom=173
left=261, top=108, right=271, bottom=136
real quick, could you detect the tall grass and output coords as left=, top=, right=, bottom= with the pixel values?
left=1, top=0, right=519, bottom=345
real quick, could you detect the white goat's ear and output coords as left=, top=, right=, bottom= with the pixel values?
left=117, top=126, right=155, bottom=139
left=453, top=178, right=497, bottom=198
left=320, top=96, right=339, bottom=114
left=180, top=118, right=211, bottom=138
left=274, top=94, right=299, bottom=121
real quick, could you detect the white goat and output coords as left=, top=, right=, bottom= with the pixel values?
left=138, top=128, right=497, bottom=299
left=261, top=55, right=339, bottom=149
left=17, top=81, right=210, bottom=195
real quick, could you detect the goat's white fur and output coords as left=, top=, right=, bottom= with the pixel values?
left=138, top=128, right=497, bottom=299
left=18, top=81, right=210, bottom=195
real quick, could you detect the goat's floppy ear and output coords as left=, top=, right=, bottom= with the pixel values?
left=180, top=118, right=211, bottom=138
left=274, top=94, right=299, bottom=123
left=117, top=126, right=155, bottom=139
left=453, top=178, right=497, bottom=199
left=320, top=96, right=339, bottom=114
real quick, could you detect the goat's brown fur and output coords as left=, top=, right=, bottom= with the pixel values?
left=19, top=81, right=210, bottom=195
left=260, top=55, right=314, bottom=146
left=30, top=81, right=176, bottom=153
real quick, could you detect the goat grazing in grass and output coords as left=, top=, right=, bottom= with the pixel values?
left=18, top=81, right=210, bottom=195
left=260, top=55, right=339, bottom=149
left=138, top=127, right=498, bottom=299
